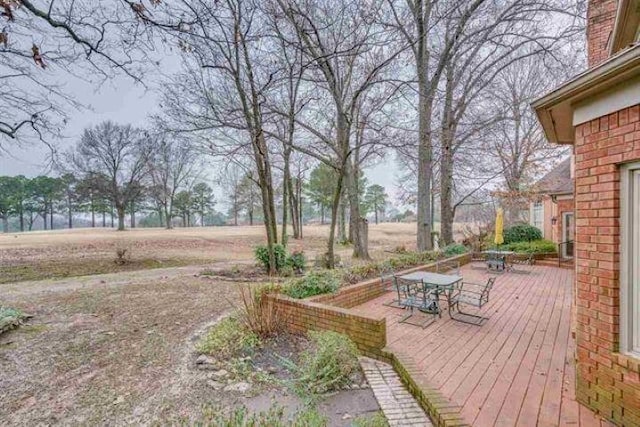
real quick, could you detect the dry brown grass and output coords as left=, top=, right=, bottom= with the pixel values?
left=0, top=223, right=420, bottom=283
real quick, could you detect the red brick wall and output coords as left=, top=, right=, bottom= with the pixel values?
left=574, top=104, right=640, bottom=425
left=265, top=294, right=387, bottom=356
left=587, top=0, right=618, bottom=67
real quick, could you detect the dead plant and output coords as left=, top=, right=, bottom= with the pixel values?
left=234, top=285, right=287, bottom=338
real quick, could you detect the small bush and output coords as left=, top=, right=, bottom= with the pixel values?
left=352, top=412, right=389, bottom=427
left=236, top=285, right=285, bottom=338
left=503, top=224, right=542, bottom=244
left=284, top=271, right=340, bottom=299
left=198, top=404, right=327, bottom=427
left=392, top=245, right=408, bottom=254
left=501, top=239, right=557, bottom=254
left=314, top=252, right=341, bottom=268
left=442, top=243, right=467, bottom=257
left=196, top=316, right=259, bottom=360
left=286, top=251, right=306, bottom=273
left=114, top=247, right=131, bottom=265
left=342, top=262, right=382, bottom=284
left=254, top=244, right=288, bottom=273
left=0, top=306, right=27, bottom=334
left=294, top=330, right=359, bottom=395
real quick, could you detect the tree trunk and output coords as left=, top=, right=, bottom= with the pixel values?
left=320, top=205, right=325, bottom=225
left=91, top=199, right=96, bottom=228
left=440, top=71, right=455, bottom=246
left=375, top=209, right=378, bottom=225
left=416, top=32, right=434, bottom=252
left=1, top=216, right=8, bottom=233
left=345, top=161, right=369, bottom=259
left=116, top=205, right=125, bottom=231
left=282, top=149, right=290, bottom=246
left=19, top=209, right=24, bottom=232
left=42, top=210, right=47, bottom=230
left=130, top=200, right=136, bottom=228
left=253, top=130, right=279, bottom=275
left=297, top=177, right=303, bottom=238
left=338, top=190, right=347, bottom=243
left=102, top=211, right=106, bottom=228
left=50, top=203, right=54, bottom=230
left=68, top=203, right=73, bottom=229
left=326, top=167, right=345, bottom=269
left=289, top=177, right=301, bottom=239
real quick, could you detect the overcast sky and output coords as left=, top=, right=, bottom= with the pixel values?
left=0, top=65, right=401, bottom=205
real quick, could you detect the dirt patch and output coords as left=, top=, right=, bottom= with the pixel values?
left=0, top=271, right=382, bottom=426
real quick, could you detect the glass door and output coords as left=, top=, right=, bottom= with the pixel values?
left=562, top=212, right=574, bottom=258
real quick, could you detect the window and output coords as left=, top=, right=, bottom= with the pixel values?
left=531, top=201, right=544, bottom=232
left=621, top=162, right=640, bottom=357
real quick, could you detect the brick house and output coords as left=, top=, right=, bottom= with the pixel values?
left=529, top=157, right=575, bottom=256
left=532, top=0, right=640, bottom=424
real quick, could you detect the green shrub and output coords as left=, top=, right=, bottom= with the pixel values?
left=254, top=244, right=288, bottom=272
left=342, top=262, right=382, bottom=284
left=501, top=239, right=557, bottom=254
left=503, top=224, right=542, bottom=244
left=0, top=306, right=27, bottom=334
left=352, top=412, right=389, bottom=427
left=197, top=404, right=327, bottom=427
left=196, top=316, right=260, bottom=360
left=442, top=243, right=467, bottom=257
left=286, top=251, right=306, bottom=273
left=294, top=330, right=360, bottom=395
left=284, top=271, right=340, bottom=299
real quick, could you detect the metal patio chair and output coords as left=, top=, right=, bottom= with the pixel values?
left=380, top=268, right=402, bottom=308
left=507, top=253, right=535, bottom=274
left=450, top=276, right=496, bottom=326
left=470, top=252, right=488, bottom=270
left=436, top=259, right=461, bottom=275
left=398, top=278, right=439, bottom=328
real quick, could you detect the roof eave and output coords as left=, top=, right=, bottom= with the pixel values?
left=532, top=44, right=640, bottom=145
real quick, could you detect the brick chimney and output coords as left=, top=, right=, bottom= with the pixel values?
left=587, top=0, right=618, bottom=67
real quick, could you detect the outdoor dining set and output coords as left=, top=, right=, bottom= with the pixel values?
left=381, top=260, right=497, bottom=329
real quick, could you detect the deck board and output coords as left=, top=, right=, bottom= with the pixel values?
left=351, top=265, right=604, bottom=427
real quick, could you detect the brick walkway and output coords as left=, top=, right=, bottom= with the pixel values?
left=360, top=357, right=433, bottom=426
left=353, top=265, right=613, bottom=427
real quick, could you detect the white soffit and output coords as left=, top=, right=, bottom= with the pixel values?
left=573, top=75, right=640, bottom=125
left=532, top=44, right=640, bottom=145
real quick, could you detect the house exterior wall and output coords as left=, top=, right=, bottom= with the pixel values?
left=587, top=0, right=619, bottom=67
left=574, top=104, right=640, bottom=425
left=529, top=195, right=574, bottom=244
left=556, top=197, right=575, bottom=244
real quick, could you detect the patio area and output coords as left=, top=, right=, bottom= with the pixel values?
left=352, top=264, right=611, bottom=427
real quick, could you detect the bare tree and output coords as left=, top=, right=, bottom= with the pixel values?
left=69, top=121, right=151, bottom=231
left=273, top=0, right=400, bottom=263
left=154, top=0, right=281, bottom=274
left=147, top=135, right=200, bottom=229
left=0, top=0, right=157, bottom=148
left=484, top=56, right=571, bottom=221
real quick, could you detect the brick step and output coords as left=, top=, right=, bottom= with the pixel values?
left=536, top=258, right=574, bottom=269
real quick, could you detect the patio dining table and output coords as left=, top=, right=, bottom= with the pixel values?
left=482, top=250, right=515, bottom=271
left=398, top=271, right=463, bottom=318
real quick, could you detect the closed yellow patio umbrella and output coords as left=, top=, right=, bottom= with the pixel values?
left=494, top=208, right=504, bottom=247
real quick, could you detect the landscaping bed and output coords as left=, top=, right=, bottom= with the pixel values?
left=191, top=314, right=385, bottom=426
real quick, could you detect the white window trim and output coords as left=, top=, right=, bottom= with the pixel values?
left=620, top=162, right=640, bottom=357
left=530, top=201, right=544, bottom=236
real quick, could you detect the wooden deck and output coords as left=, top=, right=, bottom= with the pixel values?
left=352, top=264, right=611, bottom=427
